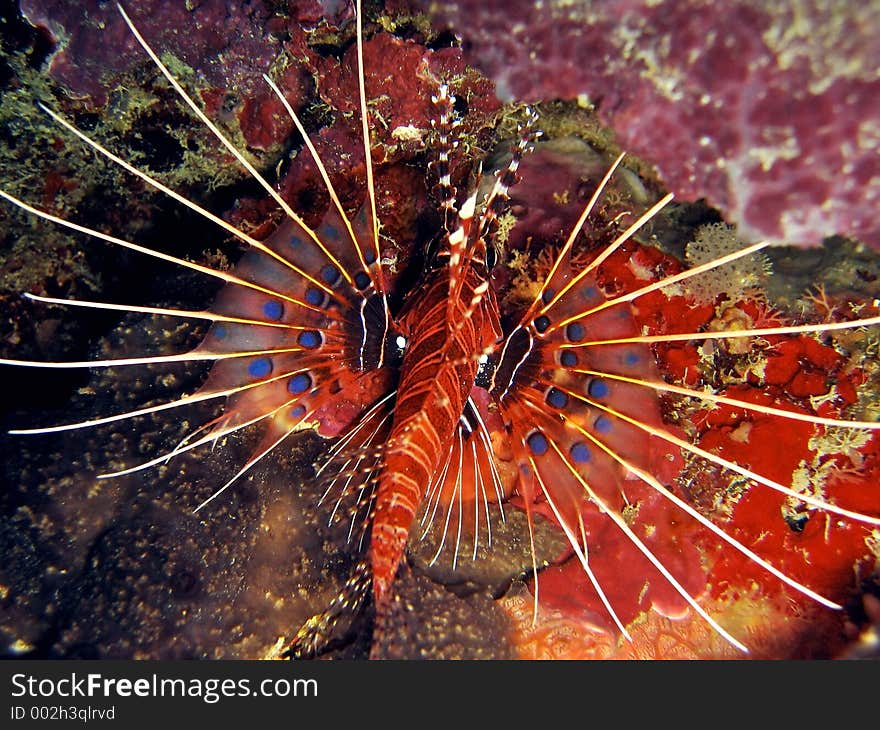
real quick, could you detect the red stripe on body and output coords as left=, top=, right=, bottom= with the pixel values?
left=369, top=263, right=499, bottom=608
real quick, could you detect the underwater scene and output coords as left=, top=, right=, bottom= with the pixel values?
left=1, top=0, right=879, bottom=659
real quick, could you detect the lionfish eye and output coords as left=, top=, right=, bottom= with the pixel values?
left=423, top=234, right=441, bottom=269
left=486, top=244, right=497, bottom=270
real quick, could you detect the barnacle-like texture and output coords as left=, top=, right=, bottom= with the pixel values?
left=427, top=0, right=880, bottom=250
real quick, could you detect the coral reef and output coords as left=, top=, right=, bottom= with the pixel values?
left=426, top=0, right=880, bottom=250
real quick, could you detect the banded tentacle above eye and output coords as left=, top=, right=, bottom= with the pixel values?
left=437, top=107, right=543, bottom=359
left=473, top=107, right=541, bottom=247
left=429, top=84, right=462, bottom=239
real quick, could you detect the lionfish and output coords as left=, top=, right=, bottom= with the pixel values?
left=2, top=0, right=879, bottom=659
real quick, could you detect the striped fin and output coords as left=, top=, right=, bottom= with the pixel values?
left=314, top=388, right=397, bottom=544
left=416, top=388, right=514, bottom=568
left=485, top=152, right=880, bottom=652
left=1, top=2, right=401, bottom=500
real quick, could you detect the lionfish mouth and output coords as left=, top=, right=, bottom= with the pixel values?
left=0, top=1, right=878, bottom=661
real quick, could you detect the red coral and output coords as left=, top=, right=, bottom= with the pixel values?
left=19, top=3, right=346, bottom=157
left=315, top=31, right=500, bottom=167
left=757, top=336, right=845, bottom=400
left=235, top=27, right=317, bottom=152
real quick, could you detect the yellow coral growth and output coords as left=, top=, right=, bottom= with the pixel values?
left=683, top=223, right=772, bottom=305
